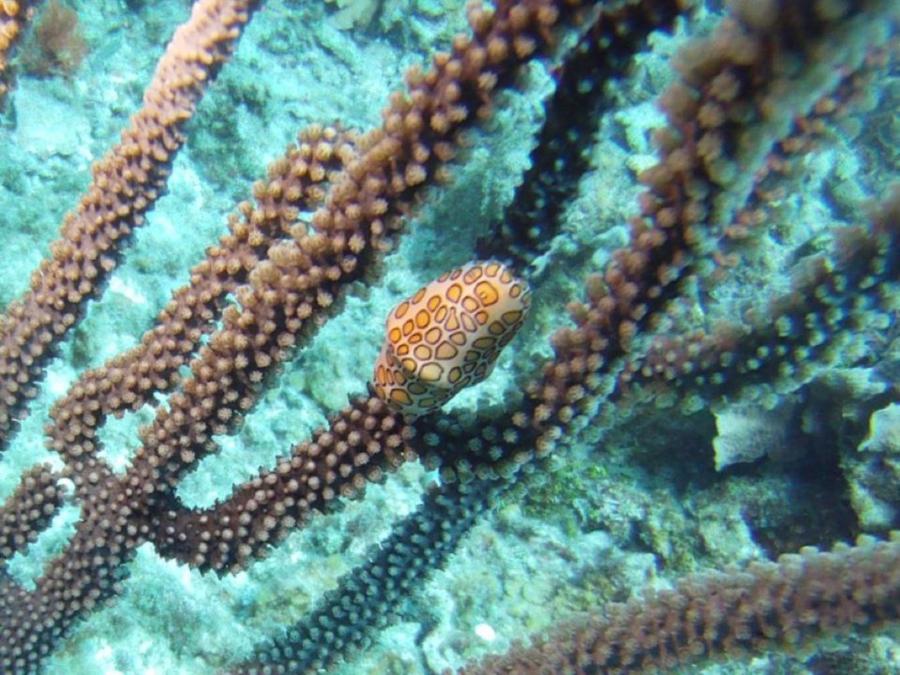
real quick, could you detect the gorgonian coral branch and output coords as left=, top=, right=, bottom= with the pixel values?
left=463, top=533, right=900, bottom=674
left=0, top=0, right=262, bottom=450
left=0, top=0, right=896, bottom=672
left=48, top=125, right=357, bottom=498
left=0, top=0, right=40, bottom=106
left=140, top=0, right=602, bottom=574
left=0, top=1, right=603, bottom=670
left=614, top=205, right=899, bottom=409
left=475, top=0, right=690, bottom=267
left=0, top=464, right=63, bottom=565
left=420, top=0, right=896, bottom=485
left=228, top=3, right=897, bottom=671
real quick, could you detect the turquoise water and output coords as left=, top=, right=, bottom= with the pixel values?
left=0, top=1, right=897, bottom=673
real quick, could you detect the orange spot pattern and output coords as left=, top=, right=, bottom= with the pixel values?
left=372, top=261, right=530, bottom=417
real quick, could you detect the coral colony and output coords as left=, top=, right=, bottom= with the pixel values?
left=0, top=0, right=897, bottom=673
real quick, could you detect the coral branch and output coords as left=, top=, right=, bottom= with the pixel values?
left=47, top=125, right=356, bottom=497
left=464, top=533, right=900, bottom=674
left=0, top=0, right=895, bottom=672
left=0, top=0, right=261, bottom=449
left=422, top=0, right=896, bottom=486
left=149, top=394, right=413, bottom=572
left=476, top=0, right=690, bottom=266
left=236, top=478, right=491, bottom=674
left=0, top=464, right=63, bottom=565
left=230, top=3, right=897, bottom=669
left=0, top=0, right=39, bottom=105
left=0, top=0, right=603, bottom=668
left=132, top=0, right=595, bottom=574
left=615, top=209, right=899, bottom=407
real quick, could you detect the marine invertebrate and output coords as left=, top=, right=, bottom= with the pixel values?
left=372, top=260, right=530, bottom=416
left=0, top=0, right=39, bottom=103
left=465, top=533, right=900, bottom=673
left=0, top=0, right=896, bottom=673
left=19, top=0, right=88, bottom=77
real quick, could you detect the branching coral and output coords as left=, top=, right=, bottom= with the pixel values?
left=0, top=0, right=897, bottom=673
